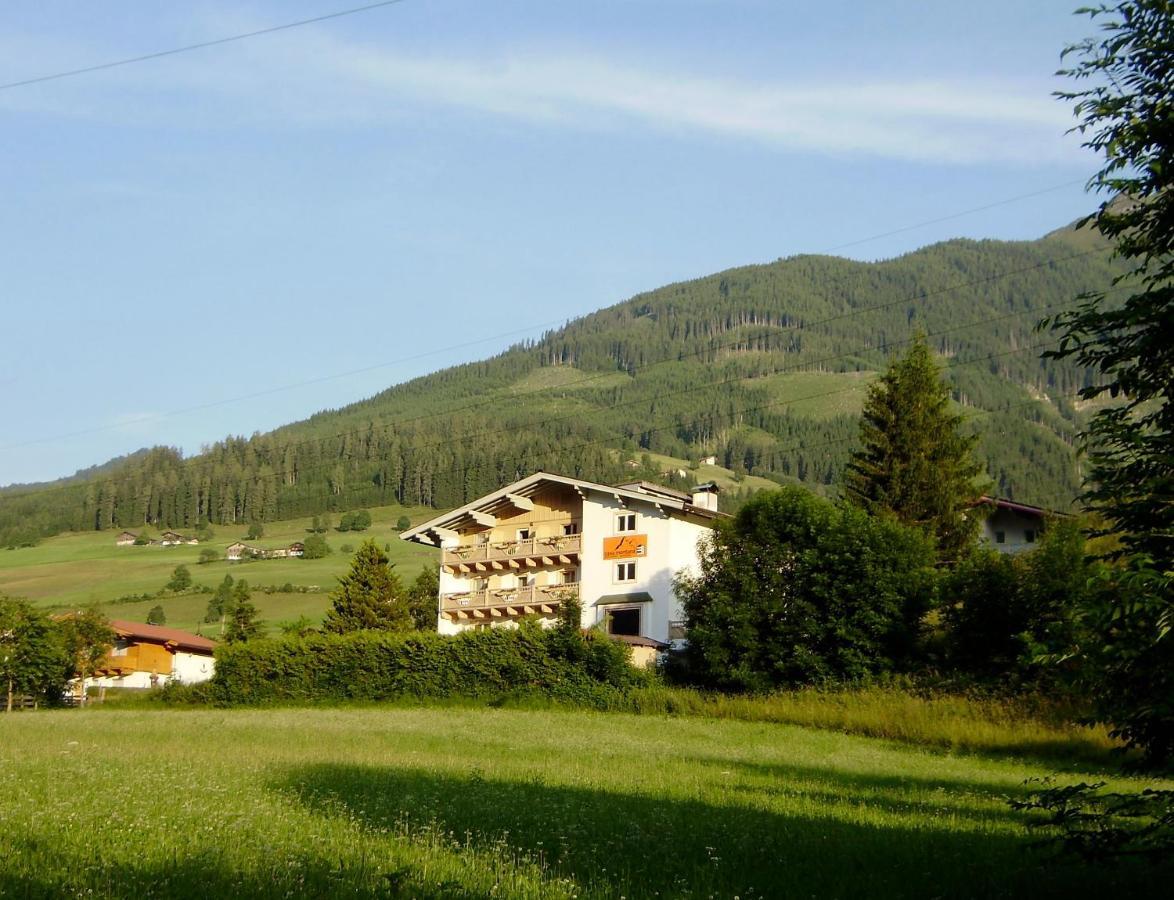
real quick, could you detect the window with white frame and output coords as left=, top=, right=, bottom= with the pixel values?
left=516, top=527, right=533, bottom=541
left=615, top=561, right=637, bottom=583
left=615, top=512, right=637, bottom=533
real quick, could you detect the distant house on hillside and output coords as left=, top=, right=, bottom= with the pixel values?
left=86, top=621, right=215, bottom=692
left=115, top=531, right=137, bottom=546
left=159, top=531, right=197, bottom=546
left=225, top=541, right=257, bottom=560
left=287, top=542, right=305, bottom=558
left=698, top=455, right=717, bottom=466
left=977, top=496, right=1062, bottom=554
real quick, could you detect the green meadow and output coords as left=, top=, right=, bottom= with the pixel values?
left=0, top=504, right=437, bottom=633
left=0, top=704, right=1166, bottom=898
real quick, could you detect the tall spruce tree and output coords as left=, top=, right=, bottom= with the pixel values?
left=323, top=539, right=410, bottom=633
left=224, top=580, right=261, bottom=643
left=845, top=334, right=985, bottom=559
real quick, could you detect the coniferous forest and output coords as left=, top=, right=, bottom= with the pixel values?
left=0, top=221, right=1121, bottom=547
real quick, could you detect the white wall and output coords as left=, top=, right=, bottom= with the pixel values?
left=172, top=650, right=215, bottom=684
left=579, top=494, right=709, bottom=643
left=981, top=508, right=1044, bottom=554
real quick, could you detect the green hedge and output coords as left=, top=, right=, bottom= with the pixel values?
left=190, top=624, right=643, bottom=707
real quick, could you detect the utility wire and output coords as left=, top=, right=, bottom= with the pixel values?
left=0, top=1, right=410, bottom=92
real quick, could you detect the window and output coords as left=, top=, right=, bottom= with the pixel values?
left=616, top=513, right=637, bottom=533
left=668, top=621, right=687, bottom=641
left=1025, top=529, right=1036, bottom=544
left=560, top=569, right=579, bottom=585
left=473, top=578, right=488, bottom=591
left=562, top=522, right=581, bottom=536
left=606, top=607, right=641, bottom=636
left=995, top=530, right=1006, bottom=544
left=521, top=573, right=536, bottom=588
left=615, top=561, right=637, bottom=583
left=516, top=528, right=532, bottom=541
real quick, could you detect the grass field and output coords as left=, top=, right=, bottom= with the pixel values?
left=0, top=504, right=437, bottom=633
left=0, top=704, right=1166, bottom=898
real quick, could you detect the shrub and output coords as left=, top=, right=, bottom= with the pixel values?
left=245, top=522, right=264, bottom=540
left=164, top=565, right=192, bottom=593
left=195, top=626, right=645, bottom=707
left=396, top=515, right=411, bottom=531
left=146, top=605, right=166, bottom=626
left=198, top=548, right=220, bottom=565
left=301, top=534, right=331, bottom=559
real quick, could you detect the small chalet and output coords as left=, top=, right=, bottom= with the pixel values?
left=115, top=531, right=138, bottom=546
left=287, top=542, right=305, bottom=558
left=159, top=531, right=197, bottom=546
left=225, top=541, right=257, bottom=560
left=698, top=455, right=717, bottom=466
left=88, top=621, right=216, bottom=691
left=978, top=496, right=1061, bottom=554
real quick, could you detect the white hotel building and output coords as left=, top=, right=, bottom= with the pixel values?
left=400, top=472, right=723, bottom=648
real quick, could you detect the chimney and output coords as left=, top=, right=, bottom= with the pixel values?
left=691, top=481, right=720, bottom=512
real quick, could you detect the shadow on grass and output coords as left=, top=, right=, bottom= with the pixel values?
left=273, top=762, right=1162, bottom=899
left=0, top=834, right=478, bottom=900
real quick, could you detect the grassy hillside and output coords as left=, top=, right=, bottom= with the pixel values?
left=0, top=222, right=1119, bottom=547
left=0, top=503, right=437, bottom=634
left=1, top=705, right=1167, bottom=898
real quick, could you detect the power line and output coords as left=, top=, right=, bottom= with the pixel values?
left=814, top=180, right=1089, bottom=255
left=0, top=289, right=1100, bottom=508
left=1, top=242, right=1103, bottom=463
left=0, top=1, right=410, bottom=92
left=1, top=247, right=1110, bottom=504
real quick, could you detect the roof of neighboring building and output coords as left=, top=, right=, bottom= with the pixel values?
left=977, top=496, right=1068, bottom=518
left=401, top=471, right=726, bottom=546
left=108, top=620, right=216, bottom=654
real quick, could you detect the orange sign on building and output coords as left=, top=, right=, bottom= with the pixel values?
left=603, top=534, right=648, bottom=560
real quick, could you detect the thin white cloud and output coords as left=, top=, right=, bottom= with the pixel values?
left=0, top=25, right=1084, bottom=166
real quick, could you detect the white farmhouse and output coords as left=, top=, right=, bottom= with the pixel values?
left=977, top=496, right=1056, bottom=554
left=400, top=472, right=724, bottom=648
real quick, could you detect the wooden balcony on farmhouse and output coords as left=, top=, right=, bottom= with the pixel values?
left=442, top=529, right=582, bottom=573
left=441, top=582, right=579, bottom=621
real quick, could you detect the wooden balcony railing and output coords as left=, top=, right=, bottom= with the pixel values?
left=441, top=582, right=580, bottom=616
left=443, top=529, right=582, bottom=567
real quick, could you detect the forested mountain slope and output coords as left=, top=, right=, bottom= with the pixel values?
left=0, top=222, right=1119, bottom=546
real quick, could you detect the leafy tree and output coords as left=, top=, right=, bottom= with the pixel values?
left=245, top=522, right=264, bottom=540
left=133, top=531, right=152, bottom=546
left=395, top=515, right=411, bottom=531
left=198, top=547, right=219, bottom=565
left=1041, top=0, right=1174, bottom=766
left=301, top=533, right=331, bottom=559
left=845, top=334, right=986, bottom=559
left=165, top=565, right=192, bottom=592
left=146, top=605, right=167, bottom=626
left=1, top=596, right=69, bottom=710
left=195, top=524, right=215, bottom=543
left=405, top=566, right=439, bottom=631
left=309, top=515, right=322, bottom=534
left=323, top=539, right=410, bottom=633
left=224, top=580, right=262, bottom=643
left=58, top=608, right=116, bottom=706
left=340, top=543, right=354, bottom=555
left=676, top=487, right=937, bottom=690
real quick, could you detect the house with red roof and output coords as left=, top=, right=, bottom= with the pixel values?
left=89, top=620, right=216, bottom=690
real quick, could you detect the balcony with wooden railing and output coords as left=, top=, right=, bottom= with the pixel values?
left=443, top=527, right=582, bottom=572
left=441, top=582, right=579, bottom=621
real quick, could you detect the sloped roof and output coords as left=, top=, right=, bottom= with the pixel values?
left=109, top=620, right=216, bottom=654
left=977, top=496, right=1067, bottom=518
left=401, top=471, right=723, bottom=546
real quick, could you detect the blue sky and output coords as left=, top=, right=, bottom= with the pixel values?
left=0, top=0, right=1103, bottom=486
